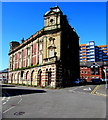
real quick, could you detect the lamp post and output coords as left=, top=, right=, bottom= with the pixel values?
left=103, top=68, right=108, bottom=89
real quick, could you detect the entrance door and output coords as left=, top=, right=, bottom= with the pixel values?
left=26, top=71, right=30, bottom=85
left=38, top=70, right=42, bottom=87
left=17, top=73, right=20, bottom=84
left=11, top=74, right=13, bottom=83
left=48, top=72, right=51, bottom=85
left=31, top=71, right=35, bottom=86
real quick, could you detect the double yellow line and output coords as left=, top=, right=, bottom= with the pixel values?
left=91, top=85, right=107, bottom=97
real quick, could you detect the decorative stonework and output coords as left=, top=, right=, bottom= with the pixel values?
left=8, top=6, right=80, bottom=88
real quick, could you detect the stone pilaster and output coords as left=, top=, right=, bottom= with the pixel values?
left=21, top=49, right=23, bottom=68
left=43, top=36, right=47, bottom=59
left=36, top=40, right=39, bottom=65
left=30, top=45, right=33, bottom=66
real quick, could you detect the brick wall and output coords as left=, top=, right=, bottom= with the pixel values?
left=80, top=67, right=103, bottom=82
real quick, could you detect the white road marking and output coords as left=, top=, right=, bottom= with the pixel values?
left=69, top=86, right=84, bottom=92
left=3, top=102, right=6, bottom=105
left=3, top=106, right=15, bottom=114
left=2, top=97, right=11, bottom=105
left=7, top=97, right=10, bottom=100
left=83, top=87, right=91, bottom=91
left=18, top=98, right=22, bottom=104
left=3, top=95, right=22, bottom=114
left=2, top=97, right=6, bottom=101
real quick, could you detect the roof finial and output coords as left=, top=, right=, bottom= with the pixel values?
left=21, top=37, right=24, bottom=43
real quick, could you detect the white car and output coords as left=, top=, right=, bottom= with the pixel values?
left=100, top=78, right=107, bottom=83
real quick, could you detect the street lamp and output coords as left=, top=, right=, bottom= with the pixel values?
left=103, top=68, right=108, bottom=89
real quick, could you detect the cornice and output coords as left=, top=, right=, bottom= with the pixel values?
left=9, top=28, right=61, bottom=55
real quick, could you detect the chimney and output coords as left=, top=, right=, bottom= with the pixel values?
left=10, top=41, right=20, bottom=51
left=21, top=38, right=25, bottom=43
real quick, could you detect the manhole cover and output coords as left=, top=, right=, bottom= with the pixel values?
left=14, top=112, right=25, bottom=116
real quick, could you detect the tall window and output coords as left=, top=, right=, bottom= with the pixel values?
left=48, top=37, right=55, bottom=58
left=39, top=43, right=42, bottom=50
left=95, top=68, right=100, bottom=75
left=39, top=53, right=42, bottom=64
left=91, top=66, right=100, bottom=75
left=27, top=48, right=30, bottom=66
left=91, top=68, right=95, bottom=75
left=49, top=49, right=54, bottom=57
left=39, top=42, right=43, bottom=64
left=19, top=52, right=21, bottom=68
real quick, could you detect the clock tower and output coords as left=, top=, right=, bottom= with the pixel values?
left=44, top=6, right=62, bottom=31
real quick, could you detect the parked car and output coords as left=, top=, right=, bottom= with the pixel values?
left=72, top=78, right=86, bottom=86
left=91, top=78, right=102, bottom=84
left=72, top=79, right=80, bottom=85
left=100, top=78, right=106, bottom=84
left=79, top=79, right=86, bottom=85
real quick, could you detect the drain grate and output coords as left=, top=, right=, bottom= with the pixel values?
left=14, top=112, right=25, bottom=116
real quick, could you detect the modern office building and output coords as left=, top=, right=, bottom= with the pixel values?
left=8, top=6, right=80, bottom=88
left=80, top=41, right=108, bottom=63
left=98, top=45, right=108, bottom=62
left=80, top=41, right=96, bottom=62
left=80, top=41, right=108, bottom=81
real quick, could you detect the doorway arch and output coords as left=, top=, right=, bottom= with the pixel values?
left=31, top=70, right=35, bottom=86
left=26, top=71, right=30, bottom=85
left=17, top=72, right=20, bottom=84
left=46, top=68, right=52, bottom=86
left=37, top=69, right=42, bottom=87
left=11, top=74, right=13, bottom=83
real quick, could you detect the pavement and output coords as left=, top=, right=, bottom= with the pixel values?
left=1, top=83, right=107, bottom=118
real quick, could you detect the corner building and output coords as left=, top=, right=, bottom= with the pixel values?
left=8, top=6, right=80, bottom=88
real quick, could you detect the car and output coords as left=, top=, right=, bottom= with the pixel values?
left=72, top=78, right=86, bottom=86
left=72, top=79, right=80, bottom=85
left=79, top=79, right=86, bottom=85
left=91, top=78, right=102, bottom=84
left=100, top=78, right=106, bottom=83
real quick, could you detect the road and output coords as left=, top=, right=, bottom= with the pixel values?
left=1, top=84, right=107, bottom=118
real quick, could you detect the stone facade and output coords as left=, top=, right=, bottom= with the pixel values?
left=8, top=6, right=80, bottom=88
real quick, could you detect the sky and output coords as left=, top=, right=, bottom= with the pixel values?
left=1, top=2, right=106, bottom=70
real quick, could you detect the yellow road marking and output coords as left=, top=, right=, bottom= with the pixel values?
left=91, top=85, right=107, bottom=97
left=91, top=85, right=100, bottom=94
left=96, top=92, right=107, bottom=97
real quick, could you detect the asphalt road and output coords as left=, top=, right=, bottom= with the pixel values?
left=1, top=84, right=107, bottom=118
